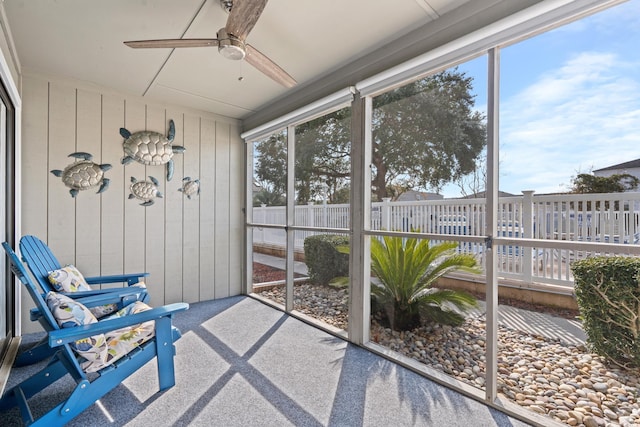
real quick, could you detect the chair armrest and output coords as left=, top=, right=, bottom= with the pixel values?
left=48, top=302, right=189, bottom=347
left=31, top=288, right=148, bottom=320
left=85, top=272, right=149, bottom=286
left=62, top=287, right=147, bottom=307
left=58, top=287, right=146, bottom=299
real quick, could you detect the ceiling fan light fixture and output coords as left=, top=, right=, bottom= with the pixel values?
left=217, top=28, right=245, bottom=60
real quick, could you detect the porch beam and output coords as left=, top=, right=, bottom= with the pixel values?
left=485, top=47, right=500, bottom=403
left=348, top=93, right=372, bottom=345
left=243, top=142, right=253, bottom=295
left=285, top=125, right=295, bottom=311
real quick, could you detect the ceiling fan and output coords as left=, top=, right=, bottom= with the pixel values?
left=124, top=0, right=297, bottom=88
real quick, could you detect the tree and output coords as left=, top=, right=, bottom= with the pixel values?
left=454, top=149, right=488, bottom=197
left=253, top=133, right=287, bottom=200
left=570, top=173, right=640, bottom=194
left=570, top=173, right=639, bottom=211
left=294, top=108, right=351, bottom=203
left=253, top=69, right=486, bottom=202
left=371, top=69, right=486, bottom=200
left=253, top=187, right=285, bottom=207
left=254, top=109, right=351, bottom=204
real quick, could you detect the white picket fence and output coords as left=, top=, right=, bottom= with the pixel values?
left=252, top=191, right=640, bottom=290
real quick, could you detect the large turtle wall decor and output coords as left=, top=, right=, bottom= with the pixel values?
left=128, top=176, right=163, bottom=206
left=119, top=119, right=185, bottom=181
left=51, top=152, right=111, bottom=198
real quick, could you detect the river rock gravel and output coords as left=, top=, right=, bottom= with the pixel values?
left=258, top=283, right=640, bottom=426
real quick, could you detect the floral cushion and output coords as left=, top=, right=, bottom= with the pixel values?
left=46, top=292, right=156, bottom=373
left=46, top=292, right=108, bottom=371
left=97, top=301, right=156, bottom=371
left=48, top=265, right=118, bottom=318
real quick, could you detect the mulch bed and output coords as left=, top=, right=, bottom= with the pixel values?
left=253, top=262, right=304, bottom=283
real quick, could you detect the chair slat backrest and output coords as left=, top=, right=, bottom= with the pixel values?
left=3, top=242, right=60, bottom=333
left=19, top=235, right=63, bottom=294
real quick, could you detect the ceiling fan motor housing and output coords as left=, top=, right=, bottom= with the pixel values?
left=217, top=27, right=245, bottom=60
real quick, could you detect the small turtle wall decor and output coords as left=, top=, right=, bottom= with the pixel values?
left=51, top=152, right=112, bottom=198
left=119, top=119, right=185, bottom=181
left=179, top=177, right=200, bottom=199
left=128, top=176, right=163, bottom=206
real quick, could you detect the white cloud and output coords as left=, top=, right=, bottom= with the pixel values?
left=498, top=51, right=640, bottom=195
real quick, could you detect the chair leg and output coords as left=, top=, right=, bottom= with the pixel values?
left=155, top=316, right=176, bottom=391
left=0, top=358, right=68, bottom=411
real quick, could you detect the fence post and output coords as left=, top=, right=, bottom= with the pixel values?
left=257, top=204, right=267, bottom=244
left=307, top=202, right=315, bottom=228
left=522, top=191, right=535, bottom=283
left=382, top=197, right=392, bottom=230
left=323, top=198, right=328, bottom=228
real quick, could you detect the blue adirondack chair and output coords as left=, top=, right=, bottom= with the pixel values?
left=16, top=235, right=151, bottom=366
left=0, top=242, right=188, bottom=426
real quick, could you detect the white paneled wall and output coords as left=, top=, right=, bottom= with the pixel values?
left=20, top=73, right=244, bottom=333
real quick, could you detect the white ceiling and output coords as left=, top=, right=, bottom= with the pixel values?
left=3, top=0, right=482, bottom=120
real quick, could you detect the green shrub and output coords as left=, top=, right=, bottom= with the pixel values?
left=303, top=234, right=350, bottom=285
left=572, top=256, right=640, bottom=368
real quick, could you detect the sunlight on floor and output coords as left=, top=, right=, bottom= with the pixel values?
left=95, top=400, right=115, bottom=423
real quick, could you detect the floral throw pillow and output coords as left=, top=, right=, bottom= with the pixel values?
left=46, top=292, right=108, bottom=372
left=47, top=265, right=92, bottom=292
left=48, top=265, right=118, bottom=318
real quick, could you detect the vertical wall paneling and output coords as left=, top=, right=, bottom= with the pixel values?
left=20, top=73, right=243, bottom=333
left=164, top=109, right=184, bottom=303
left=198, top=118, right=216, bottom=301
left=100, top=93, right=126, bottom=288
left=228, top=128, right=243, bottom=295
left=20, top=75, right=49, bottom=328
left=21, top=76, right=48, bottom=240
left=74, top=89, right=102, bottom=276
left=122, top=100, right=146, bottom=276
left=47, top=83, right=77, bottom=263
left=143, top=105, right=167, bottom=303
left=214, top=122, right=231, bottom=298
left=182, top=113, right=201, bottom=303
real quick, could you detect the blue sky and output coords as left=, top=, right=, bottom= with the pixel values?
left=441, top=0, right=640, bottom=198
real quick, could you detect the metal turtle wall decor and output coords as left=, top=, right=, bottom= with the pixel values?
left=128, top=176, right=163, bottom=206
left=179, top=177, right=200, bottom=199
left=51, top=152, right=112, bottom=198
left=119, top=119, right=185, bottom=181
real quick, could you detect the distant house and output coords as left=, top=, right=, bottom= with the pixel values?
left=457, top=190, right=517, bottom=199
left=395, top=190, right=443, bottom=201
left=593, top=158, right=640, bottom=181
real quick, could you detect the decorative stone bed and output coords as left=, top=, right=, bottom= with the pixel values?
left=255, top=264, right=640, bottom=427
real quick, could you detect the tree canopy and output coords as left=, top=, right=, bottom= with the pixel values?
left=253, top=68, right=486, bottom=204
left=371, top=69, right=486, bottom=200
left=570, top=173, right=640, bottom=194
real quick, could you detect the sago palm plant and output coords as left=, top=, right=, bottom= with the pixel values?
left=370, top=235, right=480, bottom=331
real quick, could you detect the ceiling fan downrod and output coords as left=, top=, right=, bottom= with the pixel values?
left=220, top=0, right=233, bottom=13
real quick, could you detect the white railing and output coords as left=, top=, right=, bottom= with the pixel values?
left=252, top=191, right=640, bottom=290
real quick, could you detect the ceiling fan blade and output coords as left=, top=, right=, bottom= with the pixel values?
left=226, top=0, right=268, bottom=41
left=245, top=44, right=296, bottom=88
left=124, top=39, right=219, bottom=48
